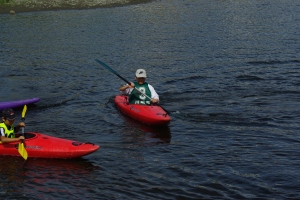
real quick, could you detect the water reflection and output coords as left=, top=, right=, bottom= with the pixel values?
left=0, top=156, right=99, bottom=198
left=23, top=157, right=98, bottom=171
left=0, top=156, right=99, bottom=176
left=120, top=113, right=172, bottom=145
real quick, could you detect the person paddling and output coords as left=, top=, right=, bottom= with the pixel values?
left=119, top=69, right=159, bottom=105
left=0, top=108, right=25, bottom=143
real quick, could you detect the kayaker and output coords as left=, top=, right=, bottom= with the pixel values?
left=119, top=69, right=159, bottom=105
left=0, top=108, right=25, bottom=143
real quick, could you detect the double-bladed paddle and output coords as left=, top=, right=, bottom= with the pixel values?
left=95, top=59, right=170, bottom=114
left=18, top=105, right=28, bottom=160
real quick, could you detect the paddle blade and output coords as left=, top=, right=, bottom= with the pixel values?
left=22, top=105, right=27, bottom=119
left=18, top=142, right=28, bottom=160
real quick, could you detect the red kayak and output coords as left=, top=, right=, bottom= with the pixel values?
left=114, top=95, right=171, bottom=126
left=0, top=132, right=100, bottom=159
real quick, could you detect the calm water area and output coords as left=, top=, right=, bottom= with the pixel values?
left=1, top=0, right=300, bottom=199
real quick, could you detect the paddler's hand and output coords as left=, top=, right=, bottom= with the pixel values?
left=18, top=136, right=25, bottom=140
left=129, top=82, right=135, bottom=88
left=15, top=122, right=25, bottom=133
left=151, top=98, right=159, bottom=104
left=17, top=122, right=25, bottom=127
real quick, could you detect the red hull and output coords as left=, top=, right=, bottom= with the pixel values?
left=0, top=132, right=100, bottom=159
left=114, top=95, right=171, bottom=126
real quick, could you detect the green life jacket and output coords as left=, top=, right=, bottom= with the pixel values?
left=0, top=122, right=15, bottom=138
left=129, top=82, right=152, bottom=105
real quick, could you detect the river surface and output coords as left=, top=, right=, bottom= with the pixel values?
left=1, top=0, right=300, bottom=199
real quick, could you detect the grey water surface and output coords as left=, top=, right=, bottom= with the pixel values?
left=1, top=0, right=300, bottom=199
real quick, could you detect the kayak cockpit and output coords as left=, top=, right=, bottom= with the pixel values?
left=15, top=132, right=37, bottom=140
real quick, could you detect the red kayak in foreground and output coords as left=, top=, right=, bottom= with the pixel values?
left=114, top=95, right=171, bottom=126
left=0, top=132, right=100, bottom=159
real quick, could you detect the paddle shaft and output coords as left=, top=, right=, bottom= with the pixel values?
left=21, top=121, right=25, bottom=142
left=95, top=59, right=170, bottom=114
left=95, top=59, right=152, bottom=100
left=95, top=59, right=131, bottom=84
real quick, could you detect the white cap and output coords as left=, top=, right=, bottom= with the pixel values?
left=135, top=69, right=147, bottom=78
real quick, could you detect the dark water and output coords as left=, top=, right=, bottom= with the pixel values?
left=1, top=0, right=300, bottom=199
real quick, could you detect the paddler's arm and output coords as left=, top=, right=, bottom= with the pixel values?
left=148, top=84, right=159, bottom=104
left=119, top=82, right=135, bottom=91
left=0, top=135, right=25, bottom=143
